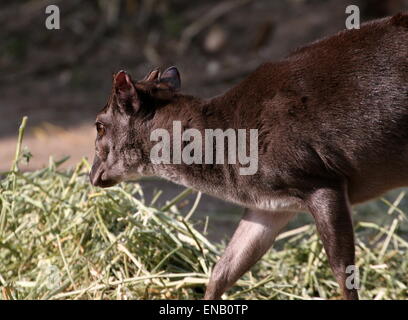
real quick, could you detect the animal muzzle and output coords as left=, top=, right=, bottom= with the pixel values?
left=90, top=157, right=117, bottom=188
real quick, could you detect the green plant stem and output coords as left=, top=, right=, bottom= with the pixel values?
left=11, top=116, right=28, bottom=173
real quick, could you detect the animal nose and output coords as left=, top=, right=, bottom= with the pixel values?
left=90, top=169, right=117, bottom=188
left=89, top=160, right=104, bottom=186
left=89, top=169, right=103, bottom=187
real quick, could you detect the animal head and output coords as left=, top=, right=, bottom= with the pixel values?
left=89, top=67, right=181, bottom=188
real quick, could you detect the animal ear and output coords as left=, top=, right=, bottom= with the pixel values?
left=114, top=70, right=135, bottom=97
left=159, top=66, right=181, bottom=91
left=144, top=68, right=161, bottom=82
left=113, top=70, right=140, bottom=112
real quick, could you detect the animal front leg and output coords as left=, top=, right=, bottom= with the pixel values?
left=307, top=185, right=359, bottom=300
left=204, top=209, right=297, bottom=300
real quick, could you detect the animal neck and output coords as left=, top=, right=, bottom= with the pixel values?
left=170, top=93, right=237, bottom=128
left=148, top=91, right=241, bottom=137
left=141, top=91, right=246, bottom=191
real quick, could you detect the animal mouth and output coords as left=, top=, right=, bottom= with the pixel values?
left=90, top=168, right=118, bottom=188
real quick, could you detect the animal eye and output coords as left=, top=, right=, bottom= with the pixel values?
left=96, top=122, right=105, bottom=137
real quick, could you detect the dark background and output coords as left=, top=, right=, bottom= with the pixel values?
left=1, top=0, right=408, bottom=241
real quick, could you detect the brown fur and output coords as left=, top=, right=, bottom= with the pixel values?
left=90, top=14, right=408, bottom=300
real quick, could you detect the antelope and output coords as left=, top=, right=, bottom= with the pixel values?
left=90, top=13, right=408, bottom=300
